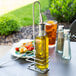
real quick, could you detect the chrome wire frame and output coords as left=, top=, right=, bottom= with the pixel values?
left=26, top=56, right=50, bottom=73
left=26, top=1, right=50, bottom=73
left=26, top=56, right=50, bottom=66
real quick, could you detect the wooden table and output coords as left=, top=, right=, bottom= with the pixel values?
left=0, top=42, right=76, bottom=76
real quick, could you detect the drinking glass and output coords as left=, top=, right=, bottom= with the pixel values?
left=45, top=20, right=57, bottom=46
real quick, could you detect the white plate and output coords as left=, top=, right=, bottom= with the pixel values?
left=10, top=39, right=34, bottom=58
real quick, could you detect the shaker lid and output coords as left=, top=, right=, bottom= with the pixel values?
left=64, top=29, right=70, bottom=34
left=58, top=25, right=64, bottom=30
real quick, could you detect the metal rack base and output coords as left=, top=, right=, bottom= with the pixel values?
left=27, top=63, right=49, bottom=74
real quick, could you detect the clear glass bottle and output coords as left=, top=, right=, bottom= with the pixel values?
left=62, top=29, right=71, bottom=60
left=56, top=25, right=64, bottom=54
left=35, top=23, right=49, bottom=71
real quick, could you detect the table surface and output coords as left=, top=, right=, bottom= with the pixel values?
left=0, top=45, right=12, bottom=58
left=0, top=42, right=76, bottom=76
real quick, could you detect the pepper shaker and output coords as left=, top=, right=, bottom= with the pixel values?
left=56, top=25, right=64, bottom=54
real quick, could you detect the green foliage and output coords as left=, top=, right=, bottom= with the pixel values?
left=49, top=0, right=76, bottom=22
left=49, top=0, right=54, bottom=7
left=0, top=15, right=21, bottom=35
left=3, top=0, right=49, bottom=26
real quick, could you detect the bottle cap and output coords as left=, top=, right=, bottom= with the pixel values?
left=64, top=29, right=70, bottom=34
left=39, top=23, right=45, bottom=30
left=58, top=25, right=64, bottom=30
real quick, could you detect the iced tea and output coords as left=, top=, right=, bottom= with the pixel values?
left=45, top=20, right=57, bottom=46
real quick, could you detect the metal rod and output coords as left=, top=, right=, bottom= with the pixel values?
left=26, top=58, right=50, bottom=66
left=30, top=56, right=50, bottom=62
left=33, top=1, right=42, bottom=65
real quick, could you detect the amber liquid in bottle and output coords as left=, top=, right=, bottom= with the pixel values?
left=35, top=24, right=49, bottom=71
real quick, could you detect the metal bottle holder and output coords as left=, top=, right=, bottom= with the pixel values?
left=25, top=1, right=50, bottom=73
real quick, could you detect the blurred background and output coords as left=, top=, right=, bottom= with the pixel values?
left=0, top=0, right=76, bottom=57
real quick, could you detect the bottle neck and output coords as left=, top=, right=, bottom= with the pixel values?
left=64, top=33, right=70, bottom=40
left=39, top=30, right=46, bottom=36
left=58, top=28, right=64, bottom=32
left=38, top=24, right=46, bottom=36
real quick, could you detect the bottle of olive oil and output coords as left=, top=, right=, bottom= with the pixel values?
left=35, top=23, right=49, bottom=71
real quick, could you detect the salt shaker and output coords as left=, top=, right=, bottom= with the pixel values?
left=56, top=25, right=64, bottom=54
left=62, top=29, right=71, bottom=60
